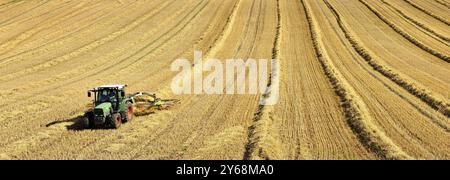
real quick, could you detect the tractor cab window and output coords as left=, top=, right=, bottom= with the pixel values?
left=97, top=89, right=117, bottom=103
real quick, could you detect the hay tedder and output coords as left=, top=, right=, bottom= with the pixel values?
left=82, top=85, right=179, bottom=129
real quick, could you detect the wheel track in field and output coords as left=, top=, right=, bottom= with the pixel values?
left=129, top=0, right=277, bottom=160
left=328, top=0, right=450, bottom=98
left=0, top=0, right=194, bottom=109
left=358, top=0, right=449, bottom=63
left=0, top=1, right=138, bottom=67
left=33, top=0, right=203, bottom=90
left=0, top=0, right=49, bottom=26
left=74, top=0, right=227, bottom=157
left=79, top=1, right=212, bottom=84
left=324, top=0, right=450, bottom=122
left=0, top=1, right=112, bottom=59
left=402, top=0, right=450, bottom=26
left=0, top=0, right=192, bottom=122
left=169, top=0, right=264, bottom=160
left=319, top=0, right=450, bottom=159
left=243, top=0, right=281, bottom=160
left=120, top=0, right=240, bottom=92
left=0, top=0, right=216, bottom=158
left=130, top=0, right=264, bottom=160
left=13, top=0, right=231, bottom=159
left=0, top=0, right=171, bottom=83
left=206, top=0, right=241, bottom=59
left=380, top=0, right=449, bottom=44
left=0, top=0, right=183, bottom=140
left=303, top=0, right=411, bottom=160
left=433, top=0, right=450, bottom=9
left=0, top=1, right=19, bottom=8
left=0, top=0, right=25, bottom=12
left=0, top=1, right=97, bottom=57
left=0, top=1, right=76, bottom=39
left=0, top=0, right=163, bottom=69
left=117, top=1, right=242, bottom=159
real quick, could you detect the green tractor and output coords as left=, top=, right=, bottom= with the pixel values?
left=83, top=85, right=134, bottom=129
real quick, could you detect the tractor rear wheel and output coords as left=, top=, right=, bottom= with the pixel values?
left=111, top=113, right=122, bottom=129
left=123, top=102, right=134, bottom=123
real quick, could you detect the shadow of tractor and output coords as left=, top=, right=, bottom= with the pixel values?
left=45, top=115, right=90, bottom=131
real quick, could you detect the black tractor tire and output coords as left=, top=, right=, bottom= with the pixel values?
left=110, top=113, right=122, bottom=129
left=123, top=102, right=134, bottom=123
left=82, top=112, right=95, bottom=129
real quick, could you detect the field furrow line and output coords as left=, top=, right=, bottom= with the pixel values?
left=118, top=0, right=241, bottom=159
left=0, top=1, right=94, bottom=56
left=325, top=0, right=450, bottom=120
left=0, top=0, right=188, bottom=112
left=174, top=0, right=265, bottom=160
left=380, top=0, right=450, bottom=44
left=0, top=0, right=25, bottom=13
left=303, top=0, right=411, bottom=160
left=130, top=0, right=270, bottom=160
left=402, top=0, right=450, bottom=26
left=244, top=0, right=282, bottom=160
left=0, top=1, right=202, bottom=108
left=0, top=0, right=214, bottom=157
left=0, top=0, right=49, bottom=26
left=358, top=0, right=449, bottom=63
left=206, top=0, right=241, bottom=59
left=14, top=0, right=224, bottom=159
left=0, top=1, right=75, bottom=37
left=0, top=0, right=172, bottom=83
left=58, top=1, right=210, bottom=86
left=131, top=0, right=262, bottom=160
left=0, top=1, right=137, bottom=66
left=433, top=0, right=450, bottom=9
left=0, top=1, right=110, bottom=57
left=83, top=0, right=229, bottom=159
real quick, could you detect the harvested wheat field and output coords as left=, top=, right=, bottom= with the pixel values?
left=0, top=0, right=449, bottom=160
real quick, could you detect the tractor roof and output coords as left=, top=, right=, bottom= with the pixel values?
left=97, top=84, right=127, bottom=90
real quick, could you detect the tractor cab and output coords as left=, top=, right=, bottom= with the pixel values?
left=88, top=85, right=127, bottom=111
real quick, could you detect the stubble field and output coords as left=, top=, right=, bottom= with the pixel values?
left=0, top=0, right=449, bottom=160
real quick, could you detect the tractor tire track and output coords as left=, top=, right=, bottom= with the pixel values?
left=402, top=0, right=450, bottom=26
left=0, top=1, right=137, bottom=67
left=380, top=0, right=449, bottom=44
left=0, top=1, right=96, bottom=56
left=0, top=1, right=76, bottom=43
left=0, top=1, right=111, bottom=58
left=0, top=0, right=194, bottom=108
left=53, top=0, right=236, bottom=160
left=131, top=0, right=261, bottom=160
left=359, top=0, right=450, bottom=63
left=312, top=0, right=450, bottom=159
left=328, top=0, right=450, bottom=102
left=0, top=0, right=171, bottom=83
left=102, top=0, right=243, bottom=159
left=129, top=0, right=271, bottom=160
left=244, top=0, right=282, bottom=160
left=0, top=0, right=448, bottom=160
left=0, top=0, right=49, bottom=27
left=324, top=0, right=450, bottom=121
left=0, top=0, right=189, bottom=121
left=9, top=0, right=226, bottom=160
left=0, top=0, right=216, bottom=158
left=303, top=0, right=410, bottom=160
left=433, top=0, right=450, bottom=9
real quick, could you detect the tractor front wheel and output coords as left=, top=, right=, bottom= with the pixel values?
left=82, top=112, right=94, bottom=129
left=111, top=113, right=122, bottom=129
